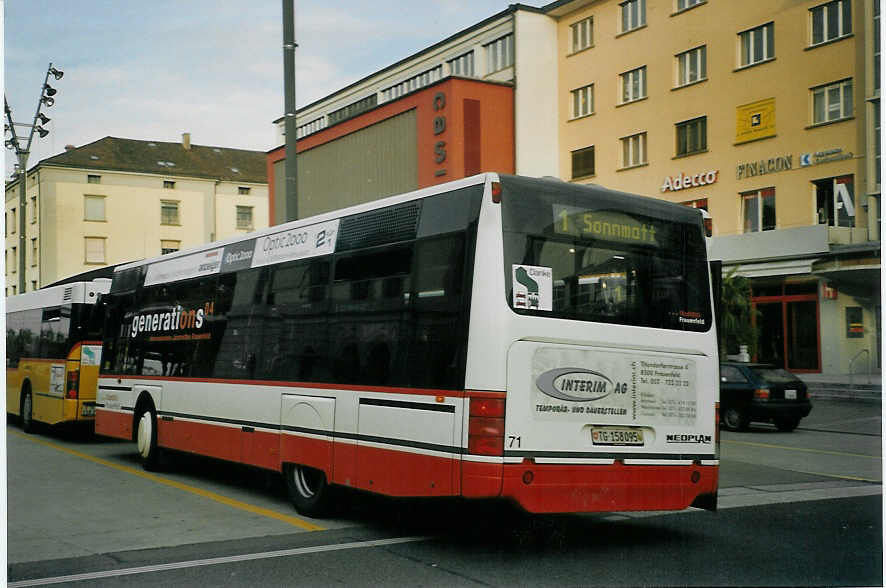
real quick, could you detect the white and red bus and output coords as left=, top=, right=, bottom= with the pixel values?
left=95, top=173, right=719, bottom=516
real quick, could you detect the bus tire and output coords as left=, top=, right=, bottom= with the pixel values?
left=21, top=387, right=35, bottom=434
left=136, top=405, right=162, bottom=471
left=284, top=463, right=334, bottom=517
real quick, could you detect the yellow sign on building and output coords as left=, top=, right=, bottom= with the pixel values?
left=735, top=98, right=775, bottom=144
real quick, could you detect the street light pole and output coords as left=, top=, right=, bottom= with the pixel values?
left=4, top=62, right=62, bottom=293
left=282, top=0, right=298, bottom=223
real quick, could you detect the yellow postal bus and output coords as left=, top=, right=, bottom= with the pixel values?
left=6, top=280, right=110, bottom=432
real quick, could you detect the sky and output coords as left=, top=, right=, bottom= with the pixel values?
left=3, top=0, right=546, bottom=178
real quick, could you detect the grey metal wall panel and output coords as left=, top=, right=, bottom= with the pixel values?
left=297, top=109, right=417, bottom=218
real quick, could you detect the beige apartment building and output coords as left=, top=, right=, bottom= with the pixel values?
left=547, top=0, right=880, bottom=375
left=4, top=135, right=267, bottom=293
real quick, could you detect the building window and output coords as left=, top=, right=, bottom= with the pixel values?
left=84, top=237, right=106, bottom=264
left=571, top=17, right=593, bottom=53
left=739, top=22, right=774, bottom=67
left=31, top=280, right=37, bottom=291
left=621, top=132, right=647, bottom=168
left=814, top=175, right=855, bottom=227
left=238, top=186, right=251, bottom=195
left=620, top=0, right=646, bottom=33
left=682, top=198, right=709, bottom=211
left=84, top=195, right=106, bottom=221
left=485, top=34, right=514, bottom=74
left=236, top=205, right=254, bottom=230
left=620, top=66, right=646, bottom=103
left=10, top=208, right=15, bottom=234
left=87, top=174, right=101, bottom=184
left=742, top=188, right=776, bottom=232
left=11, top=285, right=15, bottom=295
left=30, top=196, right=37, bottom=223
left=31, top=238, right=37, bottom=266
left=810, top=0, right=851, bottom=46
left=676, top=116, right=707, bottom=156
left=10, top=247, right=16, bottom=272
left=448, top=51, right=474, bottom=77
left=380, top=65, right=443, bottom=102
left=161, top=200, right=180, bottom=225
left=677, top=0, right=703, bottom=10
left=161, top=240, right=180, bottom=255
left=571, top=84, right=594, bottom=119
left=296, top=117, right=326, bottom=139
left=812, top=79, right=853, bottom=125
left=163, top=180, right=176, bottom=190
left=328, top=94, right=378, bottom=124
left=571, top=146, right=595, bottom=179
left=676, top=45, right=707, bottom=87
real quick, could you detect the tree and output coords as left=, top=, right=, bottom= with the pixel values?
left=719, top=268, right=759, bottom=360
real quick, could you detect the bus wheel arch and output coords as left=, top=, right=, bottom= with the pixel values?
left=20, top=380, right=35, bottom=434
left=284, top=463, right=335, bottom=518
left=134, top=394, right=162, bottom=471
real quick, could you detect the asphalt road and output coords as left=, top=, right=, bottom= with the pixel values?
left=6, top=398, right=882, bottom=586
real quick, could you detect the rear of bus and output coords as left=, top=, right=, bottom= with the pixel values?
left=5, top=281, right=108, bottom=428
left=462, top=175, right=718, bottom=513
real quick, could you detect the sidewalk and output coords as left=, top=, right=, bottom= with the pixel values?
left=797, top=372, right=882, bottom=402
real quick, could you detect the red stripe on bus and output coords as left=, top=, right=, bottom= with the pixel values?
left=95, top=408, right=132, bottom=441
left=500, top=462, right=719, bottom=513
left=102, top=374, right=468, bottom=398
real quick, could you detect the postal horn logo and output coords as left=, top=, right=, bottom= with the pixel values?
left=536, top=367, right=613, bottom=402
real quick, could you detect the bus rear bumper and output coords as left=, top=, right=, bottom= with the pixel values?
left=499, top=461, right=719, bottom=514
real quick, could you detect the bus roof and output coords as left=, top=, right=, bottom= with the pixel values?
left=5, top=280, right=110, bottom=313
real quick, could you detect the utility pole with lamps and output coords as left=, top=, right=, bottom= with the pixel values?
left=4, top=62, right=64, bottom=293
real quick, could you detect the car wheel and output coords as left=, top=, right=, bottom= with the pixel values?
left=722, top=405, right=749, bottom=431
left=136, top=406, right=162, bottom=471
left=21, top=390, right=35, bottom=434
left=774, top=417, right=800, bottom=432
left=285, top=463, right=334, bottom=517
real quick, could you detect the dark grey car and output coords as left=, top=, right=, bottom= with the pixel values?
left=719, top=362, right=813, bottom=431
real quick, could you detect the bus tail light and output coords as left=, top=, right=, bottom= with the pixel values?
left=753, top=388, right=770, bottom=400
left=468, top=397, right=505, bottom=456
left=66, top=369, right=80, bottom=399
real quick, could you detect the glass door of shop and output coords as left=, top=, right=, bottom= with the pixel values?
left=752, top=283, right=820, bottom=372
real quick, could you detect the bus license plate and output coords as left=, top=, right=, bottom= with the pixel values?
left=591, top=427, right=644, bottom=446
left=81, top=404, right=96, bottom=417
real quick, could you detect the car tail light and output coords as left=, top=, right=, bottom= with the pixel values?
left=66, top=369, right=80, bottom=399
left=491, top=182, right=502, bottom=204
left=468, top=397, right=505, bottom=456
left=754, top=388, right=770, bottom=400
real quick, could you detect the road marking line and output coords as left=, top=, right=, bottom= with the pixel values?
left=722, top=439, right=881, bottom=460
left=789, top=470, right=881, bottom=483
left=8, top=536, right=430, bottom=587
left=9, top=429, right=324, bottom=531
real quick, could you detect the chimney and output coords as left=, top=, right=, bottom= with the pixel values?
left=182, top=132, right=191, bottom=150
left=65, top=144, right=76, bottom=151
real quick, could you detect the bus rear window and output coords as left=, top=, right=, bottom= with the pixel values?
left=500, top=178, right=711, bottom=332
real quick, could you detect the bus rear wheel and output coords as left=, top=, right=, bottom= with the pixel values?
left=21, top=390, right=35, bottom=434
left=285, top=464, right=334, bottom=517
left=136, top=407, right=162, bottom=471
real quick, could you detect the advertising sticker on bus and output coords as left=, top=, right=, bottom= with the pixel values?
left=512, top=265, right=552, bottom=311
left=531, top=347, right=697, bottom=426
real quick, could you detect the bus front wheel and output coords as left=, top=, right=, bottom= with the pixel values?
left=21, top=389, right=35, bottom=434
left=136, top=406, right=162, bottom=471
left=285, top=464, right=334, bottom=517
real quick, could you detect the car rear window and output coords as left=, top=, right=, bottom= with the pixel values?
left=751, top=367, right=800, bottom=384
